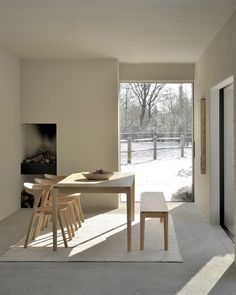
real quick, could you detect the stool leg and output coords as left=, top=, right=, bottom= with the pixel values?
left=45, top=215, right=51, bottom=228
left=140, top=213, right=145, bottom=250
left=77, top=197, right=84, bottom=222
left=67, top=207, right=75, bottom=237
left=164, top=213, right=168, bottom=250
left=58, top=210, right=68, bottom=248
left=66, top=210, right=74, bottom=240
left=24, top=214, right=36, bottom=248
left=63, top=210, right=72, bottom=241
left=33, top=213, right=44, bottom=239
left=69, top=203, right=78, bottom=232
left=73, top=201, right=82, bottom=227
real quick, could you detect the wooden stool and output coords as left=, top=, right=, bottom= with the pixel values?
left=140, top=192, right=168, bottom=250
left=23, top=183, right=71, bottom=248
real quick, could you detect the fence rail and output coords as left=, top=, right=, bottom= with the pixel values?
left=121, top=134, right=191, bottom=164
left=121, top=131, right=192, bottom=139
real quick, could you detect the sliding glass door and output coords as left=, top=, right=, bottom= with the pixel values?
left=220, top=84, right=234, bottom=239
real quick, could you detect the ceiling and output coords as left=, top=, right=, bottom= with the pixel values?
left=0, top=0, right=236, bottom=63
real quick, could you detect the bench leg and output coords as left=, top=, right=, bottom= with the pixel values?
left=140, top=213, right=145, bottom=250
left=164, top=213, right=168, bottom=250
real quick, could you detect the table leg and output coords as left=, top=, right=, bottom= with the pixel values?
left=164, top=212, right=168, bottom=250
left=131, top=176, right=135, bottom=221
left=127, top=190, right=132, bottom=252
left=140, top=213, right=145, bottom=250
left=52, top=188, right=58, bottom=251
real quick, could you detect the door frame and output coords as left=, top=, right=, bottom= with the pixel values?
left=209, top=76, right=234, bottom=224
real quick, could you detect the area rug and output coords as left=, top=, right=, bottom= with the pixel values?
left=0, top=210, right=183, bottom=262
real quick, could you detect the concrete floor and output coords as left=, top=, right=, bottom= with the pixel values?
left=0, top=203, right=236, bottom=295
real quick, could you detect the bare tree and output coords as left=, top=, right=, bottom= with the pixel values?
left=129, top=83, right=166, bottom=126
left=158, top=85, right=192, bottom=136
left=122, top=85, right=130, bottom=133
left=120, top=84, right=136, bottom=134
left=120, top=83, right=192, bottom=137
left=160, top=87, right=178, bottom=122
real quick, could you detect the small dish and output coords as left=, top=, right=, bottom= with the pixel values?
left=82, top=172, right=114, bottom=180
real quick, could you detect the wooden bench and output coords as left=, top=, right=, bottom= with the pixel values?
left=140, top=192, right=168, bottom=250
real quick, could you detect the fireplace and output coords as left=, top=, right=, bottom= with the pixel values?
left=21, top=124, right=57, bottom=175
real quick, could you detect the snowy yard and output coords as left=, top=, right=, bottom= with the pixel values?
left=120, top=141, right=192, bottom=201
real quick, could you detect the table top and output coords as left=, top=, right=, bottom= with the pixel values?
left=54, top=172, right=135, bottom=189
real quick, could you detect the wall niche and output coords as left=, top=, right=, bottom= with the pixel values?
left=21, top=124, right=57, bottom=174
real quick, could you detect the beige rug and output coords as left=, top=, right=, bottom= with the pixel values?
left=0, top=210, right=182, bottom=262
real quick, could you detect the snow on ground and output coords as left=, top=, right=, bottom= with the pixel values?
left=120, top=141, right=192, bottom=201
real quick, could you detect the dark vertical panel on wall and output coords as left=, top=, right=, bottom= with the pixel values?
left=219, top=88, right=224, bottom=227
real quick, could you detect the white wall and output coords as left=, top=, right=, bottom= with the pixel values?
left=21, top=59, right=119, bottom=210
left=195, top=9, right=236, bottom=230
left=119, top=63, right=195, bottom=82
left=0, top=49, right=21, bottom=220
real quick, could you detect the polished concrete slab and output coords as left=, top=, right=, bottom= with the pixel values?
left=0, top=203, right=235, bottom=295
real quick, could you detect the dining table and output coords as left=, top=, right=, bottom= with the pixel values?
left=52, top=171, right=135, bottom=252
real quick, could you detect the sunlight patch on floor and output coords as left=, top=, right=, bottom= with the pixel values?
left=176, top=254, right=234, bottom=295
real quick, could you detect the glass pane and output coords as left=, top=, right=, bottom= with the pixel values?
left=224, top=84, right=234, bottom=236
left=120, top=83, right=193, bottom=202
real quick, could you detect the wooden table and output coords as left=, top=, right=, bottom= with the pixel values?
left=52, top=172, right=135, bottom=251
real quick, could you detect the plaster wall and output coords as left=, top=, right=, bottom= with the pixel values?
left=21, top=59, right=119, bottom=210
left=195, top=9, right=236, bottom=234
left=119, top=63, right=195, bottom=82
left=0, top=49, right=21, bottom=220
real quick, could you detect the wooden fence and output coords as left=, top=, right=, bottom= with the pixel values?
left=121, top=135, right=190, bottom=164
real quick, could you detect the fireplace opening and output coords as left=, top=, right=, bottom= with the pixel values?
left=21, top=123, right=57, bottom=174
